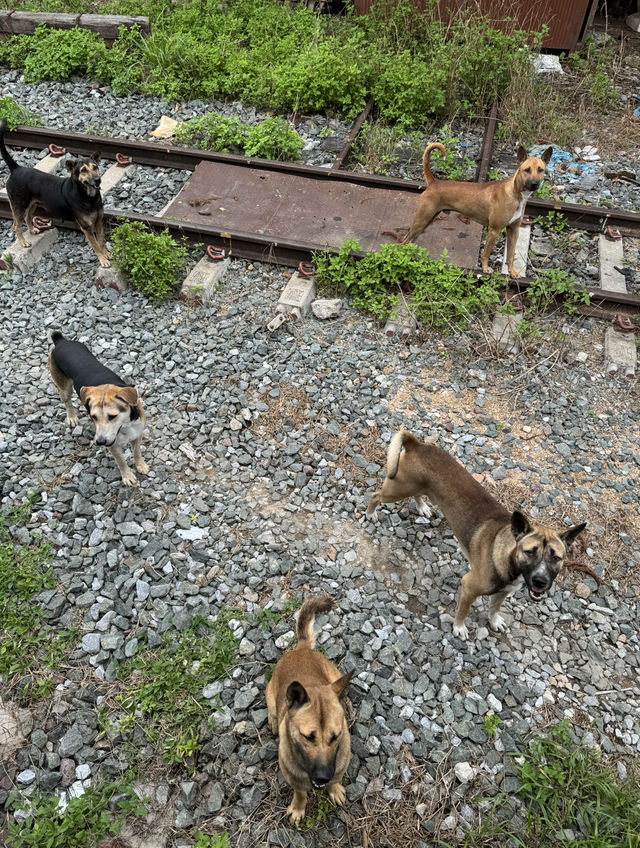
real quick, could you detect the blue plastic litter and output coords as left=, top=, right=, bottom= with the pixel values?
left=528, top=144, right=599, bottom=181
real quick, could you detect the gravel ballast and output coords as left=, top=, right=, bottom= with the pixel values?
left=1, top=75, right=639, bottom=848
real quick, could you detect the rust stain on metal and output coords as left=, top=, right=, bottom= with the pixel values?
left=163, top=161, right=482, bottom=268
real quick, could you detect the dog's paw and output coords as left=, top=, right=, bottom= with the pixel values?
left=99, top=257, right=112, bottom=268
left=120, top=468, right=138, bottom=487
left=327, top=783, right=346, bottom=807
left=286, top=802, right=306, bottom=825
left=452, top=623, right=469, bottom=640
left=365, top=508, right=378, bottom=522
left=135, top=459, right=149, bottom=475
left=489, top=613, right=507, bottom=632
left=415, top=497, right=432, bottom=518
left=66, top=413, right=78, bottom=428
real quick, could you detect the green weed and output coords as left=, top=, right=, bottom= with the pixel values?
left=300, top=794, right=332, bottom=830
left=175, top=114, right=245, bottom=153
left=254, top=597, right=300, bottom=630
left=313, top=240, right=503, bottom=331
left=518, top=720, right=640, bottom=847
left=244, top=117, right=304, bottom=161
left=432, top=125, right=475, bottom=180
left=535, top=182, right=554, bottom=200
left=526, top=269, right=590, bottom=315
left=0, top=97, right=42, bottom=129
left=103, top=609, right=242, bottom=766
left=193, top=831, right=230, bottom=848
left=0, top=494, right=77, bottom=702
left=111, top=221, right=188, bottom=300
left=6, top=777, right=145, bottom=848
left=482, top=713, right=503, bottom=739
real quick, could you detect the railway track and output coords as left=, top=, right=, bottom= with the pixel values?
left=1, top=124, right=639, bottom=320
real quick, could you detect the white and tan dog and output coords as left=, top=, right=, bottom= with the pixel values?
left=403, top=143, right=553, bottom=277
left=367, top=429, right=586, bottom=639
left=48, top=330, right=148, bottom=486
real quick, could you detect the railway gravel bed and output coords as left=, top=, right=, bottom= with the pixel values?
left=1, top=221, right=639, bottom=847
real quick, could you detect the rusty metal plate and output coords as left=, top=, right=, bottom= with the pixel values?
left=163, top=161, right=482, bottom=268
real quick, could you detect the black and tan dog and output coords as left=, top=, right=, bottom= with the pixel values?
left=48, top=331, right=148, bottom=486
left=402, top=143, right=553, bottom=278
left=367, top=429, right=586, bottom=639
left=0, top=118, right=110, bottom=267
left=266, top=596, right=353, bottom=824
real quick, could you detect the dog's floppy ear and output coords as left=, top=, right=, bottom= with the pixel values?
left=511, top=510, right=532, bottom=540
left=79, top=386, right=92, bottom=409
left=516, top=145, right=527, bottom=164
left=541, top=146, right=553, bottom=164
left=286, top=681, right=309, bottom=711
left=560, top=522, right=587, bottom=548
left=92, top=150, right=101, bottom=164
left=330, top=669, right=354, bottom=701
left=115, top=386, right=139, bottom=408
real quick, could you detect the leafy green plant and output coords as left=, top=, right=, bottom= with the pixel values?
left=0, top=97, right=42, bottom=129
left=300, top=794, right=332, bottom=830
left=1, top=24, right=103, bottom=83
left=0, top=495, right=77, bottom=702
left=175, top=114, right=245, bottom=152
left=314, top=240, right=503, bottom=330
left=254, top=597, right=300, bottom=630
left=535, top=181, right=554, bottom=200
left=481, top=713, right=503, bottom=739
left=193, top=831, right=230, bottom=848
left=526, top=269, right=590, bottom=315
left=111, top=221, right=188, bottom=300
left=517, top=720, right=640, bottom=847
left=432, top=124, right=475, bottom=180
left=244, top=116, right=304, bottom=161
left=103, top=609, right=242, bottom=765
left=6, top=777, right=145, bottom=848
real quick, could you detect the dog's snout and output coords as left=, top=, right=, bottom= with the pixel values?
left=531, top=572, right=548, bottom=589
left=310, top=765, right=333, bottom=787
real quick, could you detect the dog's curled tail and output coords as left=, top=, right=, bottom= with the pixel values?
left=0, top=119, right=19, bottom=172
left=296, top=595, right=334, bottom=649
left=50, top=330, right=65, bottom=345
left=386, top=428, right=421, bottom=479
left=422, top=142, right=446, bottom=187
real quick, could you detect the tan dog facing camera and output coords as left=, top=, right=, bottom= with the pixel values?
left=48, top=330, right=149, bottom=486
left=403, top=143, right=553, bottom=277
left=266, top=596, right=353, bottom=824
left=367, top=429, right=586, bottom=639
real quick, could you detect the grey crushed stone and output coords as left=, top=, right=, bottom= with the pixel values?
left=1, top=81, right=639, bottom=846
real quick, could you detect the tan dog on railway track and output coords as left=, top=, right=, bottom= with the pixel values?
left=266, top=596, right=353, bottom=825
left=367, top=429, right=586, bottom=640
left=402, top=143, right=553, bottom=277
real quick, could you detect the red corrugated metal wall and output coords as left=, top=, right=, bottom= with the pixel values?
left=352, top=0, right=596, bottom=51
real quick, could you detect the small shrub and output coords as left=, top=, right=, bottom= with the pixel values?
left=314, top=240, right=503, bottom=330
left=12, top=25, right=103, bottom=83
left=244, top=117, right=303, bottom=161
left=175, top=114, right=245, bottom=152
left=6, top=779, right=145, bottom=848
left=111, top=222, right=188, bottom=300
left=526, top=269, right=590, bottom=315
left=0, top=98, right=42, bottom=129
left=370, top=50, right=448, bottom=126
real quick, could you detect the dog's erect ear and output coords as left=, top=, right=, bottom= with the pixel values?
left=560, top=522, right=587, bottom=548
left=541, top=146, right=553, bottom=165
left=286, top=681, right=309, bottom=711
left=115, top=386, right=139, bottom=408
left=92, top=151, right=101, bottom=164
left=511, top=510, right=532, bottom=540
left=79, top=386, right=92, bottom=409
left=330, top=669, right=354, bottom=700
left=65, top=159, right=76, bottom=173
left=516, top=146, right=527, bottom=164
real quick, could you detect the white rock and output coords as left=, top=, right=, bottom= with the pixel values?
left=454, top=762, right=478, bottom=783
left=312, top=298, right=343, bottom=320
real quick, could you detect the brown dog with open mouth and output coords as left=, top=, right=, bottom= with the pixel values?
left=266, top=596, right=353, bottom=824
left=402, top=143, right=553, bottom=278
left=367, top=429, right=586, bottom=639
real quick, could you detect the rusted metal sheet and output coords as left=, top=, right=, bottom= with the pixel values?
left=352, top=0, right=596, bottom=51
left=162, top=161, right=482, bottom=267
